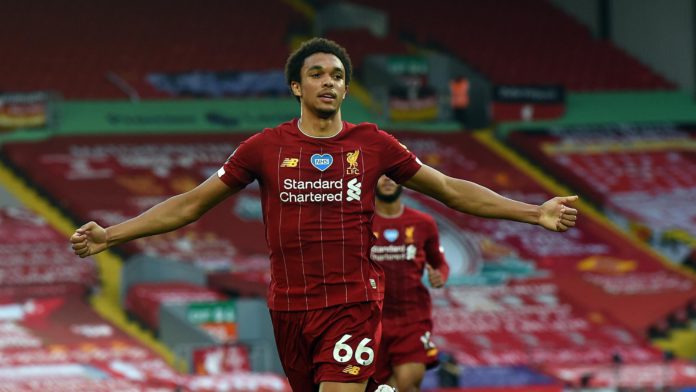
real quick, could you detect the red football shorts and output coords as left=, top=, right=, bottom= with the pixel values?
left=270, top=301, right=383, bottom=391
left=374, top=318, right=439, bottom=382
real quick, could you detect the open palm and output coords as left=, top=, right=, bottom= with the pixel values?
left=538, top=196, right=578, bottom=232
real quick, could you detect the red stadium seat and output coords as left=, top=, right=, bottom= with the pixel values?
left=0, top=0, right=301, bottom=98
left=350, top=0, right=674, bottom=91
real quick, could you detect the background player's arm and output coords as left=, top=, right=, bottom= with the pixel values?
left=71, top=175, right=240, bottom=257
left=403, top=165, right=578, bottom=231
left=425, top=264, right=446, bottom=288
left=423, top=221, right=449, bottom=288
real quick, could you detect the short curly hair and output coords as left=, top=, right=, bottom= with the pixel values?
left=285, top=37, right=353, bottom=97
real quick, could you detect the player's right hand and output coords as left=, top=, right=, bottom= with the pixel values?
left=70, top=221, right=108, bottom=258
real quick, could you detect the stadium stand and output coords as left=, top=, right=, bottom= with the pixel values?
left=2, top=0, right=695, bottom=390
left=125, top=282, right=227, bottom=332
left=0, top=206, right=96, bottom=297
left=5, top=129, right=696, bottom=389
left=0, top=206, right=288, bottom=390
left=0, top=0, right=302, bottom=99
left=507, top=125, right=696, bottom=264
left=0, top=133, right=269, bottom=270
left=323, top=29, right=411, bottom=70
left=347, top=0, right=674, bottom=90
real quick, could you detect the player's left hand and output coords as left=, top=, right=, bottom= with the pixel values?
left=426, top=264, right=445, bottom=288
left=538, top=195, right=579, bottom=232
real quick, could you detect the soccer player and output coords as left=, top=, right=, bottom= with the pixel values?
left=371, top=175, right=448, bottom=391
left=70, top=38, right=579, bottom=392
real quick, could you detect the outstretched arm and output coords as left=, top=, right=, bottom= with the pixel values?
left=403, top=165, right=578, bottom=231
left=70, top=175, right=241, bottom=257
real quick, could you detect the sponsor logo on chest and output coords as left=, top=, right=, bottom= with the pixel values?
left=371, top=226, right=418, bottom=262
left=278, top=151, right=364, bottom=203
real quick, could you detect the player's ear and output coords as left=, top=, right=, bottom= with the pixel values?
left=291, top=81, right=302, bottom=98
left=343, top=85, right=348, bottom=99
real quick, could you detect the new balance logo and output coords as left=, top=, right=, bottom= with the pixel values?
left=342, top=365, right=361, bottom=375
left=346, top=178, right=362, bottom=201
left=421, top=331, right=438, bottom=357
left=281, top=158, right=299, bottom=168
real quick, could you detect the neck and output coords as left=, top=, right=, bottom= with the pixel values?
left=375, top=199, right=403, bottom=218
left=298, top=108, right=343, bottom=137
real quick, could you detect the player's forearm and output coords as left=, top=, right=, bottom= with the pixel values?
left=444, top=177, right=541, bottom=224
left=105, top=193, right=201, bottom=248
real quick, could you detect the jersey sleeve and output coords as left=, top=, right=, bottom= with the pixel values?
left=378, top=130, right=422, bottom=184
left=217, top=132, right=265, bottom=189
left=423, top=216, right=450, bottom=282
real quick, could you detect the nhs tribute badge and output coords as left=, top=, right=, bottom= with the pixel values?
left=310, top=153, right=333, bottom=171
left=383, top=228, right=399, bottom=242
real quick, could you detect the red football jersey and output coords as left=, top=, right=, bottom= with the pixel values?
left=370, top=206, right=449, bottom=324
left=217, top=119, right=422, bottom=311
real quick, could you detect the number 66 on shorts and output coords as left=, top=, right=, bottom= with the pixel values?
left=270, top=301, right=383, bottom=387
left=333, top=334, right=374, bottom=365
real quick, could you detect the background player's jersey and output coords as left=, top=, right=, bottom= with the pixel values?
left=218, top=119, right=421, bottom=311
left=371, top=206, right=449, bottom=324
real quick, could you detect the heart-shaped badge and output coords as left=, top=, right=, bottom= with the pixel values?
left=310, top=153, right=333, bottom=171
left=384, top=229, right=399, bottom=242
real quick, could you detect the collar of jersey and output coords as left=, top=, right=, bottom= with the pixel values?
left=296, top=118, right=345, bottom=139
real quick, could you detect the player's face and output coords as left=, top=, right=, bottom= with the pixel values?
left=293, top=52, right=347, bottom=118
left=376, top=175, right=402, bottom=202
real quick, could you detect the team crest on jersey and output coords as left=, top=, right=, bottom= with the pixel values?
left=383, top=228, right=399, bottom=242
left=346, top=150, right=360, bottom=175
left=310, top=153, right=333, bottom=171
left=405, top=226, right=415, bottom=244
left=280, top=157, right=299, bottom=168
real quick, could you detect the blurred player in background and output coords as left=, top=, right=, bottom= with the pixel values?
left=71, top=38, right=578, bottom=392
left=371, top=175, right=449, bottom=391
